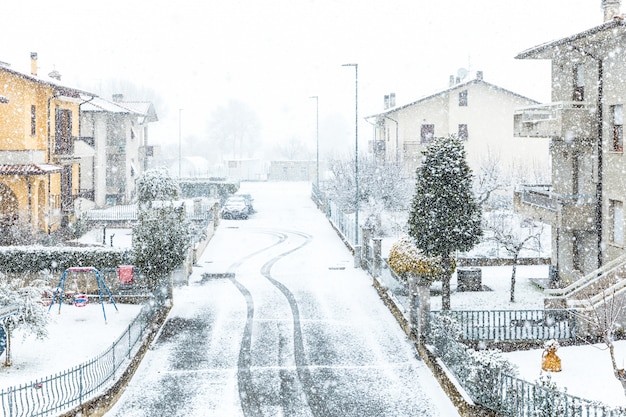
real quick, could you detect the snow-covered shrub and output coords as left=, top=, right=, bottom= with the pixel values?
left=465, top=348, right=518, bottom=409
left=429, top=313, right=468, bottom=375
left=0, top=274, right=50, bottom=366
left=429, top=312, right=519, bottom=410
left=531, top=373, right=568, bottom=417
left=387, top=236, right=448, bottom=283
left=136, top=168, right=180, bottom=208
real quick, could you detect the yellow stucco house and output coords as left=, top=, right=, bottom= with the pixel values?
left=0, top=53, right=95, bottom=235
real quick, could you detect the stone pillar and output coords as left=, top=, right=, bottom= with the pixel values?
left=354, top=245, right=362, bottom=268
left=417, top=281, right=431, bottom=344
left=360, top=227, right=371, bottom=269
left=372, top=237, right=382, bottom=278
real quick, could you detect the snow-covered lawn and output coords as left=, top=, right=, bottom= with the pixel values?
left=503, top=341, right=626, bottom=407
left=0, top=301, right=142, bottom=389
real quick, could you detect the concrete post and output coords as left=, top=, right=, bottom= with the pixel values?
left=354, top=245, right=362, bottom=268
left=361, top=227, right=371, bottom=269
left=372, top=237, right=382, bottom=277
left=417, top=282, right=431, bottom=344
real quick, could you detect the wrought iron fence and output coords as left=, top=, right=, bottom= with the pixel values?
left=326, top=199, right=358, bottom=249
left=431, top=309, right=578, bottom=342
left=0, top=281, right=166, bottom=417
left=427, top=311, right=626, bottom=417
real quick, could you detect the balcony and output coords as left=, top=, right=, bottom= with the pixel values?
left=513, top=102, right=596, bottom=138
left=514, top=184, right=596, bottom=230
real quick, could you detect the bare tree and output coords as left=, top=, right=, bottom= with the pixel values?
left=576, top=291, right=626, bottom=396
left=207, top=100, right=261, bottom=159
left=271, top=136, right=313, bottom=160
left=486, top=213, right=543, bottom=302
left=474, top=148, right=510, bottom=210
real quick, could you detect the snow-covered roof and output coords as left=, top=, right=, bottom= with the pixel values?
left=115, top=101, right=158, bottom=123
left=366, top=78, right=540, bottom=119
left=0, top=63, right=95, bottom=99
left=0, top=163, right=62, bottom=175
left=516, top=17, right=626, bottom=60
left=81, top=97, right=136, bottom=113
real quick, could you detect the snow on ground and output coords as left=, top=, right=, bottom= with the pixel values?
left=73, top=227, right=133, bottom=248
left=1, top=181, right=623, bottom=410
left=0, top=302, right=142, bottom=388
left=431, top=264, right=548, bottom=311
left=503, top=341, right=626, bottom=407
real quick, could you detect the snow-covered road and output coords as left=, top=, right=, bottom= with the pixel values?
left=106, top=182, right=460, bottom=417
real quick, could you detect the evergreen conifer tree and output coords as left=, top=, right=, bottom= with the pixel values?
left=132, top=169, right=190, bottom=291
left=408, top=135, right=482, bottom=310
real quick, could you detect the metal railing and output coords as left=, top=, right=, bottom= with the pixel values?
left=428, top=313, right=626, bottom=417
left=0, top=281, right=166, bottom=417
left=431, top=309, right=578, bottom=342
left=494, top=373, right=626, bottom=417
left=326, top=199, right=359, bottom=249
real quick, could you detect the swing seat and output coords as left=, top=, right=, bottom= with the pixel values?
left=74, top=294, right=88, bottom=307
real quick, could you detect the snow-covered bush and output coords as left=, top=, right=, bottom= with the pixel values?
left=387, top=236, right=447, bottom=283
left=532, top=373, right=567, bottom=417
left=429, top=312, right=519, bottom=410
left=136, top=168, right=180, bottom=207
left=0, top=274, right=50, bottom=366
left=466, top=348, right=518, bottom=408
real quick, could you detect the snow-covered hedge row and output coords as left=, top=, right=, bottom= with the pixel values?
left=0, top=246, right=133, bottom=273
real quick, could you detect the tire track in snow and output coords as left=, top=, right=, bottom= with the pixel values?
left=226, top=230, right=287, bottom=417
left=258, top=229, right=333, bottom=417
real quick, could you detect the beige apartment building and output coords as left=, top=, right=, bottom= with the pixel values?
left=514, top=1, right=626, bottom=286
left=366, top=72, right=550, bottom=182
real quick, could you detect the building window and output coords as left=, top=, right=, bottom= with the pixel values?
left=572, top=231, right=584, bottom=272
left=458, top=124, right=468, bottom=141
left=458, top=90, right=468, bottom=106
left=30, top=105, right=36, bottom=136
left=420, top=124, right=434, bottom=144
left=54, top=109, right=72, bottom=154
left=610, top=199, right=624, bottom=246
left=613, top=105, right=623, bottom=151
left=573, top=64, right=585, bottom=102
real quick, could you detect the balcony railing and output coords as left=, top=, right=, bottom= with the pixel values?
left=514, top=101, right=595, bottom=138
left=516, top=184, right=596, bottom=229
left=519, top=185, right=595, bottom=208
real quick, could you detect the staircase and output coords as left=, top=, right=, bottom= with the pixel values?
left=544, top=253, right=626, bottom=311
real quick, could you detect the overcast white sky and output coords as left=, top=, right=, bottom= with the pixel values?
left=2, top=0, right=605, bottom=157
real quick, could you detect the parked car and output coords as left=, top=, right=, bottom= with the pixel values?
left=234, top=193, right=255, bottom=213
left=221, top=199, right=249, bottom=219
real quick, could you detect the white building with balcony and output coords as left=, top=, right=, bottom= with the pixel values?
left=366, top=72, right=550, bottom=183
left=514, top=3, right=626, bottom=286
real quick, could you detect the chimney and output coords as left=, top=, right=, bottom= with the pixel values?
left=384, top=94, right=390, bottom=110
left=390, top=92, right=396, bottom=107
left=30, top=52, right=37, bottom=76
left=476, top=70, right=483, bottom=81
left=603, top=0, right=621, bottom=22
left=449, top=75, right=455, bottom=87
left=112, top=94, right=124, bottom=102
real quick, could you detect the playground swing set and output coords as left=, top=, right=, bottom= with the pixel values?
left=48, top=267, right=119, bottom=323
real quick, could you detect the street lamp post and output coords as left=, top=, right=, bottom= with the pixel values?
left=342, top=63, right=359, bottom=251
left=309, top=96, right=319, bottom=187
left=178, top=108, right=183, bottom=178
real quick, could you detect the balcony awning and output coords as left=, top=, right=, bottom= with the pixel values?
left=0, top=163, right=63, bottom=175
